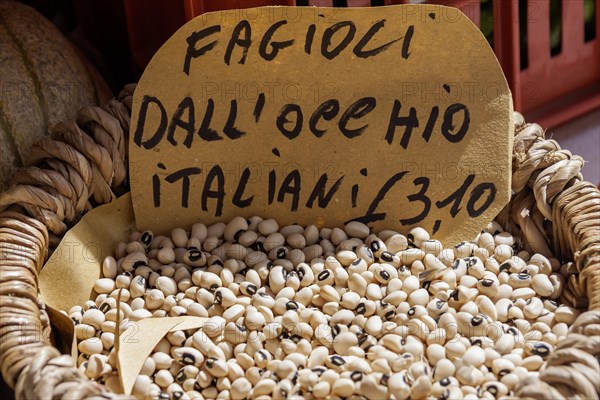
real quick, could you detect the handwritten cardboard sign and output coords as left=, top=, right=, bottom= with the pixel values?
left=130, top=5, right=513, bottom=244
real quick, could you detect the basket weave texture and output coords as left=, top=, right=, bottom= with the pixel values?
left=0, top=85, right=598, bottom=399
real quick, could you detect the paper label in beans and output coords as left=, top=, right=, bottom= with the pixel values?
left=129, top=5, right=513, bottom=245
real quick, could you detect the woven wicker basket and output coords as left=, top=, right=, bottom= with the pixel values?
left=0, top=85, right=598, bottom=399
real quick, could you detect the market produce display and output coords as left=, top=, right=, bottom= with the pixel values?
left=69, top=217, right=578, bottom=399
left=0, top=0, right=111, bottom=191
left=0, top=3, right=598, bottom=400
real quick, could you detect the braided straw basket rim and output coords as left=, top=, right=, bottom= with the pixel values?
left=0, top=85, right=598, bottom=399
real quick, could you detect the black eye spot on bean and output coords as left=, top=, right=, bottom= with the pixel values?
left=402, top=371, right=410, bottom=381
left=317, top=270, right=331, bottom=281
left=332, top=325, right=341, bottom=337
left=499, top=263, right=511, bottom=273
left=532, top=343, right=550, bottom=357
left=188, top=250, right=203, bottom=261
left=407, top=234, right=415, bottom=247
left=471, top=338, right=482, bottom=346
left=355, top=303, right=367, bottom=314
left=132, top=260, right=147, bottom=269
left=379, top=270, right=390, bottom=280
left=247, top=284, right=257, bottom=295
left=408, top=307, right=416, bottom=316
left=351, top=258, right=362, bottom=266
left=234, top=229, right=245, bottom=242
left=440, top=377, right=451, bottom=386
left=380, top=251, right=394, bottom=262
left=436, top=300, right=445, bottom=309
left=358, top=336, right=373, bottom=350
left=215, top=291, right=223, bottom=304
left=286, top=301, right=299, bottom=310
left=450, top=289, right=459, bottom=300
left=452, top=259, right=460, bottom=270
left=140, top=231, right=153, bottom=246
left=370, top=241, right=381, bottom=252
left=99, top=303, right=111, bottom=313
left=182, top=353, right=195, bottom=365
left=471, top=315, right=484, bottom=326
left=330, top=355, right=346, bottom=366
left=209, top=284, right=219, bottom=292
left=351, top=371, right=363, bottom=382
left=466, top=257, right=477, bottom=267
left=173, top=391, right=184, bottom=400
left=287, top=271, right=298, bottom=279
left=380, top=374, right=389, bottom=385
left=267, top=261, right=274, bottom=270
left=159, top=392, right=170, bottom=400
left=518, top=272, right=530, bottom=280
left=487, top=386, right=498, bottom=395
left=363, top=246, right=373, bottom=258
left=481, top=279, right=494, bottom=287
left=276, top=248, right=286, bottom=259
left=385, top=310, right=395, bottom=320
left=498, top=369, right=510, bottom=377
left=312, top=367, right=325, bottom=376
left=176, top=370, right=186, bottom=382
left=206, top=358, right=216, bottom=367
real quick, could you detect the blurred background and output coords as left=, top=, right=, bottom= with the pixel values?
left=12, top=0, right=600, bottom=178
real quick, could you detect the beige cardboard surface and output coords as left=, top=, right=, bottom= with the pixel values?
left=118, top=316, right=207, bottom=395
left=130, top=5, right=513, bottom=245
left=39, top=193, right=135, bottom=312
left=45, top=305, right=77, bottom=360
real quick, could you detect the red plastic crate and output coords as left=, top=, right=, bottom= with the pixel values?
left=425, top=0, right=600, bottom=129
left=123, top=0, right=600, bottom=128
